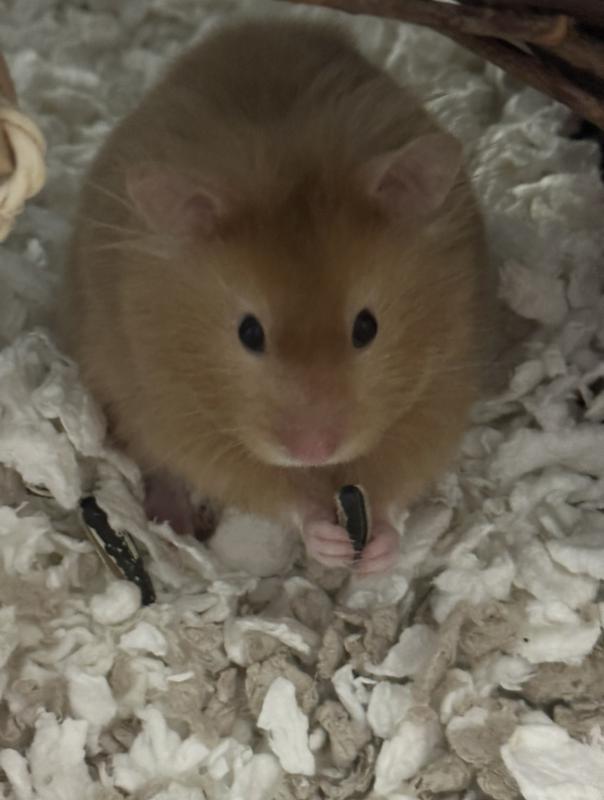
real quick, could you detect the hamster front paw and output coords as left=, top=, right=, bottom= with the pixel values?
left=144, top=470, right=220, bottom=540
left=144, top=471, right=194, bottom=536
left=355, top=521, right=401, bottom=575
left=302, top=519, right=355, bottom=569
left=302, top=518, right=400, bottom=574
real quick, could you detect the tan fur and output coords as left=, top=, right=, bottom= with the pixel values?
left=59, top=18, right=494, bottom=525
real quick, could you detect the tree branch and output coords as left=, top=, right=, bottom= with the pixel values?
left=285, top=0, right=604, bottom=130
left=287, top=0, right=569, bottom=45
left=457, top=0, right=604, bottom=28
left=546, top=24, right=604, bottom=84
left=452, top=32, right=604, bottom=129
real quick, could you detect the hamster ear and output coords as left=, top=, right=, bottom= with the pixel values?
left=362, top=132, right=463, bottom=218
left=125, top=165, right=227, bottom=237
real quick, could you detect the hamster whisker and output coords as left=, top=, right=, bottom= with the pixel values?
left=79, top=215, right=143, bottom=239
left=85, top=179, right=139, bottom=216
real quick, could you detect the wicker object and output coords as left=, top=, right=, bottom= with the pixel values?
left=0, top=53, right=17, bottom=178
left=286, top=0, right=604, bottom=130
left=0, top=52, right=46, bottom=241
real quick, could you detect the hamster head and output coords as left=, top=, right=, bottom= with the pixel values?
left=125, top=132, right=483, bottom=472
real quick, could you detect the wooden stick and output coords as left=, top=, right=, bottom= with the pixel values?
left=286, top=0, right=604, bottom=130
left=457, top=0, right=604, bottom=28
left=547, top=24, right=604, bottom=83
left=286, top=0, right=570, bottom=45
left=460, top=2, right=604, bottom=84
left=453, top=32, right=604, bottom=129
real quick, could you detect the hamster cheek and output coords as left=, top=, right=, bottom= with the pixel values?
left=355, top=521, right=401, bottom=575
left=302, top=520, right=355, bottom=568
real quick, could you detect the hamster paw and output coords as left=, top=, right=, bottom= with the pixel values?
left=302, top=520, right=355, bottom=568
left=356, top=522, right=401, bottom=575
left=144, top=471, right=195, bottom=536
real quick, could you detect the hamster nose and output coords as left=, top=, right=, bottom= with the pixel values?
left=282, top=429, right=339, bottom=465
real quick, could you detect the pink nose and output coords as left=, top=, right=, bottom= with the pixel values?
left=283, top=429, right=339, bottom=465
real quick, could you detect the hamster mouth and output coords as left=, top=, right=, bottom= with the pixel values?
left=246, top=431, right=368, bottom=469
left=272, top=425, right=344, bottom=468
left=240, top=415, right=374, bottom=469
left=267, top=451, right=342, bottom=469
left=250, top=442, right=343, bottom=469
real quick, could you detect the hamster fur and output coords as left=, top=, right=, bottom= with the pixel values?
left=60, top=17, right=494, bottom=573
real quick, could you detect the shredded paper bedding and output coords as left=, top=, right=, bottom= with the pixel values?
left=1, top=1, right=604, bottom=798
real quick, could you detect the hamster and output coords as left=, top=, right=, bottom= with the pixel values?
left=60, top=17, right=493, bottom=575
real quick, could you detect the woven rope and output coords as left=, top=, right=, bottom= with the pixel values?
left=0, top=55, right=46, bottom=242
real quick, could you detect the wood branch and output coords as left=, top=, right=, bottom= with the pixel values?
left=452, top=33, right=604, bottom=129
left=285, top=0, right=604, bottom=131
left=460, top=1, right=604, bottom=88
left=547, top=25, right=604, bottom=84
left=288, top=0, right=569, bottom=44
left=457, top=0, right=604, bottom=28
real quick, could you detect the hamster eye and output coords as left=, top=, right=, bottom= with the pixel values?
left=352, top=309, right=378, bottom=349
left=238, top=314, right=265, bottom=354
